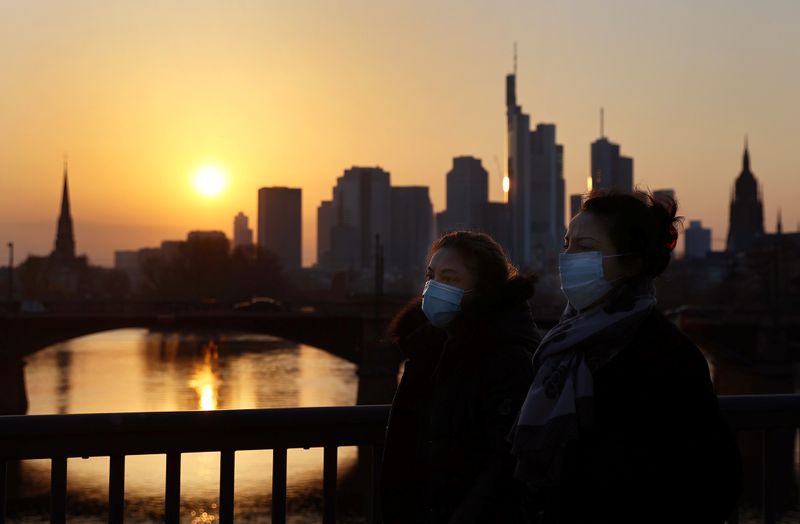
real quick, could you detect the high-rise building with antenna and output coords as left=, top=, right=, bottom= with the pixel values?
left=590, top=109, right=634, bottom=193
left=505, top=46, right=565, bottom=270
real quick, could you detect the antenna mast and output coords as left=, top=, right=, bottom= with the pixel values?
left=600, top=108, right=605, bottom=138
left=513, top=42, right=517, bottom=76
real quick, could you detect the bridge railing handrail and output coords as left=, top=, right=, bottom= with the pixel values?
left=0, top=405, right=390, bottom=459
left=0, top=394, right=798, bottom=524
left=718, top=393, right=800, bottom=428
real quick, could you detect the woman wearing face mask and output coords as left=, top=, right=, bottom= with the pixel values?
left=380, top=231, right=542, bottom=524
left=508, top=190, right=742, bottom=524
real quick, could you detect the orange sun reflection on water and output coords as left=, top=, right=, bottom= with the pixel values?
left=189, top=341, right=220, bottom=410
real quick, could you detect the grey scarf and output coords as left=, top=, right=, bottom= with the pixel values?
left=507, top=277, right=657, bottom=487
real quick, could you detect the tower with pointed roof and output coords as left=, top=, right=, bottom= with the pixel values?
left=726, top=137, right=764, bottom=253
left=53, top=158, right=76, bottom=260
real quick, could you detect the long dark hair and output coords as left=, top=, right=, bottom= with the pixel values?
left=388, top=231, right=534, bottom=343
left=429, top=230, right=535, bottom=308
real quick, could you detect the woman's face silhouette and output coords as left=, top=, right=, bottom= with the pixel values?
left=564, top=211, right=641, bottom=282
left=425, top=247, right=478, bottom=293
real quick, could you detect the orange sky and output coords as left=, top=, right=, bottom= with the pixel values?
left=1, top=1, right=798, bottom=267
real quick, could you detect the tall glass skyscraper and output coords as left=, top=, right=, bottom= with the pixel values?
left=258, top=187, right=302, bottom=269
left=505, top=65, right=565, bottom=270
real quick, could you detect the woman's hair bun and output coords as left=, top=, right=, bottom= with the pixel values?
left=647, top=191, right=681, bottom=254
left=581, top=188, right=684, bottom=277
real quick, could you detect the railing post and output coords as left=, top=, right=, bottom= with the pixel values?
left=0, top=460, right=6, bottom=524
left=727, top=503, right=739, bottom=524
left=272, top=448, right=287, bottom=524
left=165, top=452, right=181, bottom=524
left=762, top=429, right=776, bottom=524
left=370, top=445, right=383, bottom=524
left=219, top=450, right=235, bottom=524
left=108, top=455, right=125, bottom=523
left=725, top=430, right=740, bottom=524
left=50, top=456, right=67, bottom=524
left=323, top=446, right=338, bottom=524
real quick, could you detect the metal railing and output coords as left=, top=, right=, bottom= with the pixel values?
left=0, top=405, right=389, bottom=524
left=719, top=394, right=800, bottom=524
left=0, top=394, right=798, bottom=524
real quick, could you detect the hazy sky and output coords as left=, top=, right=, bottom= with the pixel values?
left=1, top=0, right=798, bottom=267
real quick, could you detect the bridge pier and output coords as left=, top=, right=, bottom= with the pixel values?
left=0, top=355, right=28, bottom=415
left=356, top=340, right=402, bottom=406
left=354, top=338, right=401, bottom=520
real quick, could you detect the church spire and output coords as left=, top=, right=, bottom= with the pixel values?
left=777, top=208, right=783, bottom=235
left=53, top=156, right=76, bottom=260
left=743, top=135, right=750, bottom=173
left=727, top=137, right=765, bottom=252
left=61, top=155, right=71, bottom=217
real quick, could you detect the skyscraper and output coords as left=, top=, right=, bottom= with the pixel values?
left=726, top=139, right=764, bottom=253
left=530, top=124, right=565, bottom=266
left=438, top=156, right=488, bottom=233
left=685, top=220, right=712, bottom=259
left=389, top=186, right=433, bottom=274
left=326, top=166, right=392, bottom=270
left=569, top=194, right=584, bottom=220
left=506, top=64, right=532, bottom=266
left=505, top=59, right=565, bottom=269
left=53, top=159, right=76, bottom=261
left=233, top=212, right=253, bottom=249
left=258, top=187, right=302, bottom=269
left=653, top=189, right=676, bottom=205
left=590, top=132, right=634, bottom=193
left=316, top=200, right=335, bottom=267
left=484, top=202, right=512, bottom=254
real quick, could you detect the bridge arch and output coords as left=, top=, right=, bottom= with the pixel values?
left=1, top=312, right=367, bottom=364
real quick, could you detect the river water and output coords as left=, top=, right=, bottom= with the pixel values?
left=9, top=329, right=367, bottom=523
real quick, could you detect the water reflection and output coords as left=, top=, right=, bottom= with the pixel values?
left=55, top=347, right=72, bottom=414
left=13, top=329, right=362, bottom=522
left=189, top=341, right=220, bottom=411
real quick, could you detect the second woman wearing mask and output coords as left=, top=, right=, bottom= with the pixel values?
left=380, top=231, right=541, bottom=524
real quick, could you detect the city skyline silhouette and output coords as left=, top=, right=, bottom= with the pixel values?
left=1, top=1, right=798, bottom=267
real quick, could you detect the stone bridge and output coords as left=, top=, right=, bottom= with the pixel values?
left=0, top=311, right=400, bottom=415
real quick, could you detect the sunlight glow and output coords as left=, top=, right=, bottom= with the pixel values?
left=193, top=165, right=228, bottom=198
left=189, top=341, right=220, bottom=410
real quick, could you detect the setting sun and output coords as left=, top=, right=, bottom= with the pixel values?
left=193, top=165, right=228, bottom=198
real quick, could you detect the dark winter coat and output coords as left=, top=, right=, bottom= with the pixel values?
left=379, top=276, right=542, bottom=524
left=531, top=308, right=743, bottom=524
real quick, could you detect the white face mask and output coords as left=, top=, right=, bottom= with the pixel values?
left=558, top=251, right=631, bottom=311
